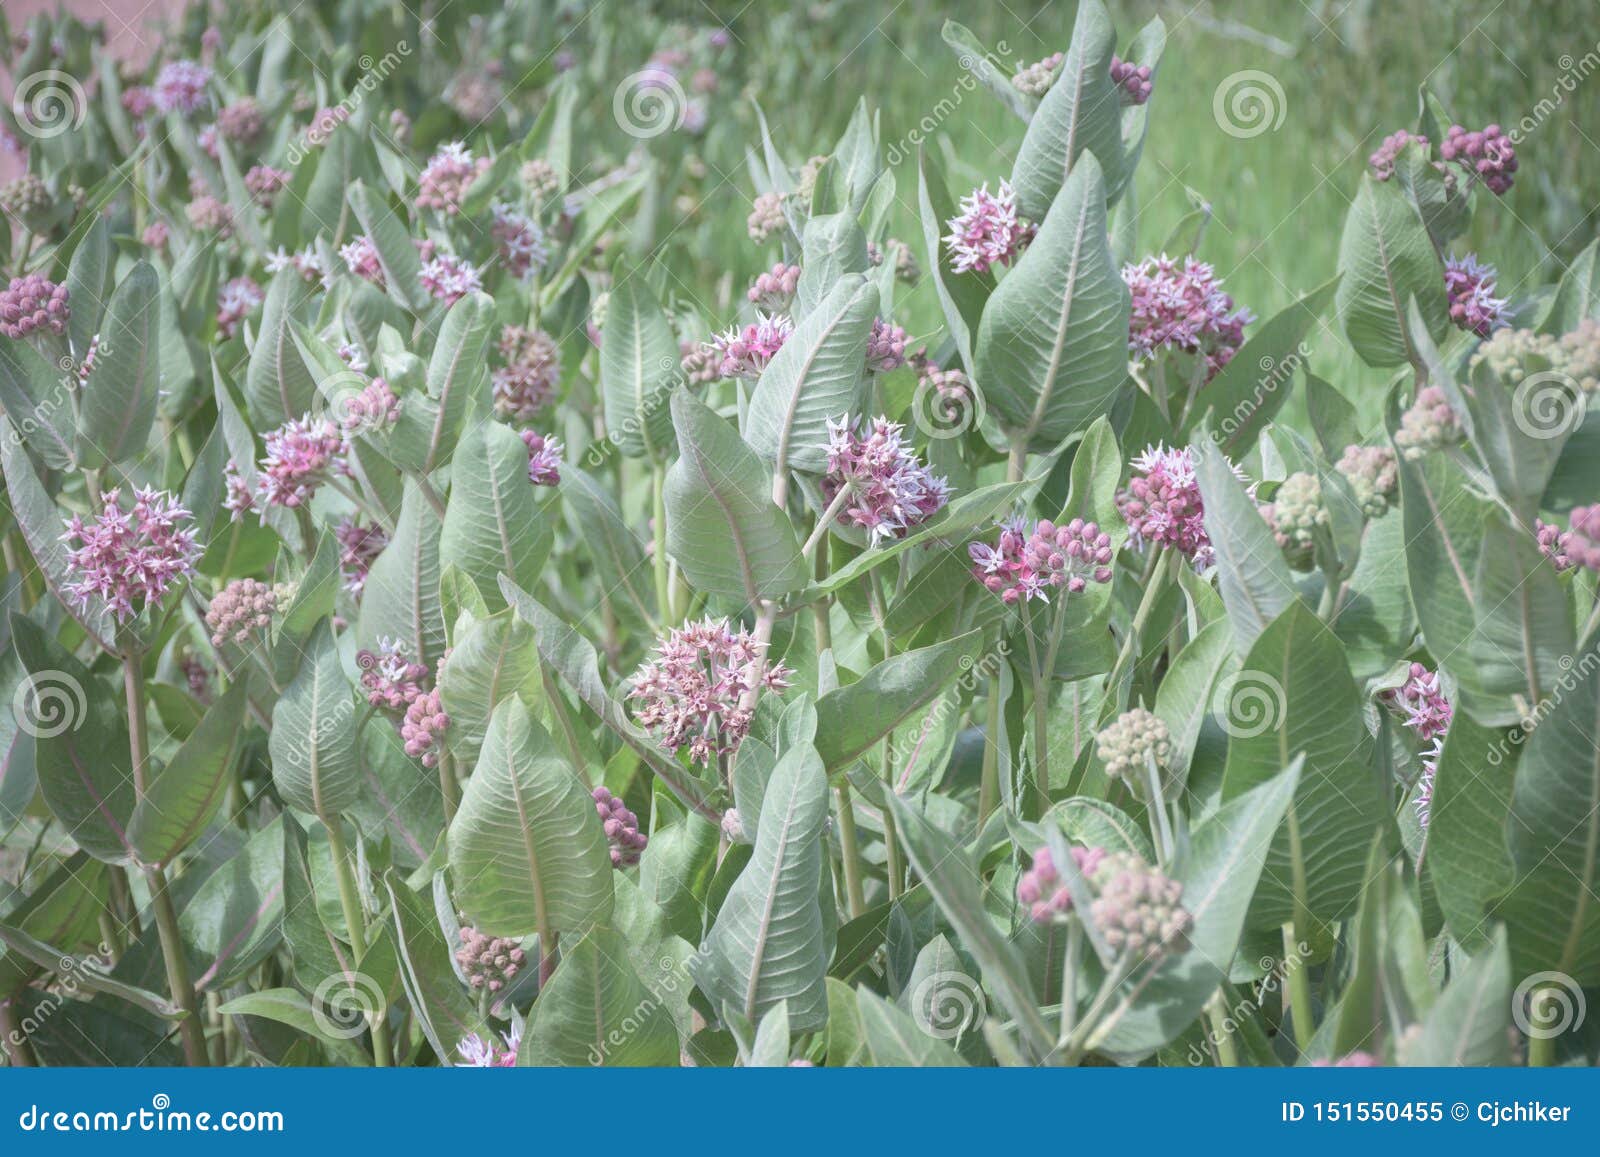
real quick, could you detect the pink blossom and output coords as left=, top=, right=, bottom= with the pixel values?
left=154, top=60, right=212, bottom=114
left=1537, top=518, right=1572, bottom=571
left=969, top=515, right=1115, bottom=605
left=1385, top=662, right=1453, bottom=742
left=944, top=180, right=1031, bottom=274
left=419, top=255, right=482, bottom=305
left=1564, top=503, right=1600, bottom=573
left=206, top=578, right=282, bottom=645
left=141, top=221, right=170, bottom=252
left=1440, top=123, right=1517, bottom=195
left=263, top=247, right=327, bottom=286
left=341, top=377, right=401, bottom=434
left=520, top=430, right=563, bottom=486
left=593, top=786, right=648, bottom=867
left=61, top=488, right=201, bottom=623
left=416, top=142, right=488, bottom=215
left=456, top=1027, right=520, bottom=1067
left=0, top=274, right=69, bottom=339
left=1368, top=129, right=1426, bottom=182
left=358, top=638, right=428, bottom=711
left=215, top=277, right=263, bottom=340
left=1117, top=444, right=1223, bottom=567
left=747, top=263, right=800, bottom=312
left=1443, top=254, right=1510, bottom=338
left=821, top=417, right=949, bottom=545
left=223, top=459, right=256, bottom=520
left=245, top=165, right=290, bottom=208
left=866, top=318, right=909, bottom=373
left=1122, top=254, right=1253, bottom=381
left=491, top=202, right=548, bottom=280
left=492, top=326, right=562, bottom=420
left=402, top=682, right=450, bottom=767
left=339, top=236, right=386, bottom=287
left=1109, top=55, right=1152, bottom=104
left=335, top=517, right=387, bottom=595
left=1017, top=844, right=1107, bottom=923
left=257, top=415, right=349, bottom=508
left=711, top=313, right=792, bottom=380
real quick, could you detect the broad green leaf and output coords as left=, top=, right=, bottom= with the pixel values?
left=0, top=338, right=76, bottom=467
left=0, top=853, right=105, bottom=999
left=1329, top=510, right=1416, bottom=683
left=386, top=870, right=488, bottom=1064
left=600, top=277, right=678, bottom=459
left=563, top=464, right=656, bottom=630
left=1427, top=712, right=1517, bottom=952
left=941, top=21, right=1036, bottom=122
left=217, top=989, right=371, bottom=1065
left=917, top=147, right=992, bottom=372
left=0, top=925, right=178, bottom=1017
left=792, top=214, right=870, bottom=321
left=521, top=927, right=679, bottom=1065
left=814, top=631, right=981, bottom=772
left=1407, top=928, right=1512, bottom=1065
left=664, top=390, right=808, bottom=602
left=1194, top=435, right=1300, bottom=653
left=440, top=421, right=553, bottom=612
left=347, top=182, right=427, bottom=313
left=78, top=261, right=160, bottom=466
left=129, top=682, right=246, bottom=865
left=1396, top=446, right=1490, bottom=683
left=282, top=814, right=355, bottom=992
left=179, top=816, right=284, bottom=992
left=245, top=269, right=319, bottom=429
left=269, top=621, right=362, bottom=819
left=358, top=480, right=445, bottom=667
left=747, top=274, right=876, bottom=474
left=349, top=720, right=443, bottom=870
left=857, top=988, right=967, bottom=1066
left=64, top=215, right=110, bottom=361
left=422, top=291, right=494, bottom=472
left=1540, top=237, right=1600, bottom=333
left=447, top=697, right=613, bottom=938
left=1335, top=171, right=1446, bottom=368
left=976, top=152, right=1130, bottom=450
left=692, top=741, right=831, bottom=1032
left=438, top=607, right=541, bottom=770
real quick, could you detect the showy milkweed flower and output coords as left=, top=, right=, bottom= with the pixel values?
left=402, top=681, right=450, bottom=768
left=1109, top=55, right=1153, bottom=104
left=416, top=142, right=488, bottom=215
left=1393, top=386, right=1463, bottom=459
left=866, top=318, right=909, bottom=373
left=491, top=201, right=549, bottom=280
left=339, top=235, right=386, bottom=287
left=1367, top=129, right=1426, bottom=182
left=245, top=165, right=290, bottom=208
left=456, top=1027, right=520, bottom=1067
left=821, top=417, right=949, bottom=545
left=1335, top=444, right=1399, bottom=518
left=264, top=246, right=328, bottom=286
left=1385, top=662, right=1453, bottom=742
left=419, top=255, right=483, bottom=305
left=62, top=488, right=201, bottom=623
left=455, top=927, right=526, bottom=992
left=1443, top=254, right=1510, bottom=338
left=628, top=617, right=793, bottom=767
left=748, top=262, right=800, bottom=312
left=1122, top=254, right=1253, bottom=381
left=0, top=273, right=69, bottom=339
left=342, top=378, right=401, bottom=434
left=335, top=517, right=387, bottom=595
left=1117, top=444, right=1219, bottom=567
left=1563, top=503, right=1600, bottom=574
left=747, top=191, right=786, bottom=242
left=520, top=430, right=563, bottom=486
left=205, top=578, right=283, bottom=646
left=1017, top=844, right=1107, bottom=923
left=969, top=516, right=1114, bottom=605
left=711, top=313, right=792, bottom=381
left=1440, top=123, right=1516, bottom=195
left=1011, top=52, right=1063, bottom=97
left=593, top=786, right=648, bottom=867
left=944, top=180, right=1031, bottom=274
left=493, top=326, right=562, bottom=421
left=154, top=60, right=212, bottom=114
left=216, top=274, right=265, bottom=340
left=257, top=415, right=350, bottom=509
left=358, top=638, right=428, bottom=710
left=1537, top=519, right=1572, bottom=572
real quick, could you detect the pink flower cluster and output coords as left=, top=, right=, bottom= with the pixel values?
left=338, top=236, right=386, bottom=286
left=628, top=617, right=793, bottom=767
left=455, top=927, right=525, bottom=992
left=416, top=142, right=488, bottom=215
left=1537, top=518, right=1572, bottom=571
left=1387, top=662, right=1453, bottom=742
left=402, top=681, right=450, bottom=767
left=1122, top=255, right=1253, bottom=381
left=419, top=254, right=483, bottom=305
left=491, top=201, right=548, bottom=280
left=244, top=164, right=289, bottom=208
left=969, top=515, right=1115, bottom=605
left=1017, top=844, right=1107, bottom=923
left=357, top=638, right=428, bottom=711
left=493, top=325, right=562, bottom=421
left=1561, top=504, right=1600, bottom=573
left=593, top=786, right=648, bottom=867
left=821, top=417, right=949, bottom=545
left=944, top=180, right=1031, bottom=275
left=1116, top=444, right=1216, bottom=567
left=215, top=277, right=264, bottom=340
left=866, top=318, right=909, bottom=373
left=1443, top=254, right=1510, bottom=337
left=711, top=313, right=792, bottom=380
left=748, top=262, right=800, bottom=312
left=0, top=274, right=69, bottom=339
left=61, top=488, right=201, bottom=623
left=1109, top=55, right=1153, bottom=104
left=520, top=430, right=563, bottom=486
left=205, top=578, right=281, bottom=646
left=154, top=60, right=211, bottom=114
left=341, top=377, right=401, bottom=434
left=1368, top=129, right=1426, bottom=182
left=335, top=517, right=387, bottom=595
left=257, top=415, right=350, bottom=509
left=1441, top=123, right=1516, bottom=195
left=456, top=1027, right=520, bottom=1067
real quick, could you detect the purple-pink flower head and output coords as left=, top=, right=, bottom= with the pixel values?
left=493, top=326, right=562, bottom=421
left=419, top=254, right=483, bottom=306
left=1443, top=254, right=1510, bottom=338
left=1384, top=662, right=1453, bottom=742
left=944, top=180, right=1031, bottom=275
left=402, top=678, right=450, bottom=768
left=821, top=416, right=949, bottom=546
left=491, top=201, right=549, bottom=280
left=1122, top=254, right=1254, bottom=381
left=341, top=377, right=401, bottom=435
left=969, top=515, right=1114, bottom=605
left=1109, top=55, right=1153, bottom=104
left=1537, top=518, right=1573, bottom=572
left=456, top=1027, right=520, bottom=1067
left=339, top=236, right=386, bottom=287
left=61, top=488, right=201, bottom=623
left=1117, top=444, right=1219, bottom=567
left=520, top=430, right=563, bottom=486
left=154, top=59, right=212, bottom=114
left=1368, top=129, right=1427, bottom=182
left=416, top=142, right=488, bottom=215
left=1440, top=123, right=1517, bottom=195
left=205, top=578, right=282, bottom=646
left=222, top=459, right=255, bottom=520
left=244, top=165, right=290, bottom=208
left=747, top=262, right=801, bottom=313
left=1017, top=844, right=1107, bottom=923
left=712, top=313, right=792, bottom=381
left=257, top=414, right=350, bottom=509
left=455, top=927, right=526, bottom=993
left=0, top=273, right=69, bottom=340
left=1564, top=503, right=1600, bottom=574
left=335, top=516, right=387, bottom=595
left=357, top=637, right=429, bottom=711
left=866, top=318, right=909, bottom=374
left=593, top=786, right=648, bottom=867
left=628, top=617, right=793, bottom=767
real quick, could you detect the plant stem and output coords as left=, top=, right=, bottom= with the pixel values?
left=1022, top=602, right=1050, bottom=818
left=802, top=485, right=853, bottom=559
left=835, top=785, right=866, bottom=919
left=1281, top=921, right=1315, bottom=1055
left=0, top=999, right=38, bottom=1066
left=1104, top=548, right=1168, bottom=706
left=124, top=651, right=209, bottom=1066
left=1144, top=753, right=1175, bottom=865
left=869, top=571, right=904, bottom=898
left=324, top=818, right=392, bottom=1067
left=437, top=749, right=460, bottom=824
left=1206, top=989, right=1241, bottom=1066
left=978, top=685, right=1002, bottom=826
left=416, top=475, right=447, bottom=520
left=1057, top=920, right=1082, bottom=1047
left=651, top=463, right=672, bottom=624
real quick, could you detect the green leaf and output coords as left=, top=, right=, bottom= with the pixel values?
left=563, top=464, right=656, bottom=630
left=358, top=480, right=445, bottom=667
left=0, top=924, right=179, bottom=1017
left=386, top=870, right=488, bottom=1064
left=521, top=927, right=679, bottom=1065
left=64, top=216, right=111, bottom=362
left=857, top=988, right=968, bottom=1066
left=1427, top=712, right=1517, bottom=952
left=941, top=21, right=1036, bottom=122
left=1335, top=171, right=1446, bottom=368
left=0, top=338, right=76, bottom=468
left=269, top=620, right=362, bottom=819
left=244, top=269, right=319, bottom=429
left=692, top=741, right=831, bottom=1032
left=348, top=181, right=427, bottom=313
left=281, top=814, right=354, bottom=991
left=665, top=390, right=808, bottom=602
left=1396, top=447, right=1490, bottom=688
left=440, top=421, right=553, bottom=612
left=0, top=853, right=105, bottom=999
left=1540, top=237, right=1600, bottom=333
left=1008, top=0, right=1123, bottom=219
left=78, top=261, right=160, bottom=466
left=1194, top=435, right=1300, bottom=653
left=180, top=816, right=284, bottom=992
left=600, top=276, right=678, bottom=459
left=792, top=214, right=870, bottom=321
left=1100, top=760, right=1301, bottom=1056
left=129, top=682, right=246, bottom=866
left=976, top=151, right=1130, bottom=450
left=217, top=989, right=371, bottom=1065
left=747, top=274, right=876, bottom=475
left=814, top=631, right=981, bottom=772
left=1220, top=604, right=1388, bottom=928
left=422, top=291, right=494, bottom=472
left=447, top=697, right=613, bottom=939
left=1407, top=927, right=1512, bottom=1065
left=917, top=147, right=991, bottom=373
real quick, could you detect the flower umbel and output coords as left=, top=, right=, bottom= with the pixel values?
left=821, top=416, right=949, bottom=545
left=62, top=488, right=201, bottom=624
